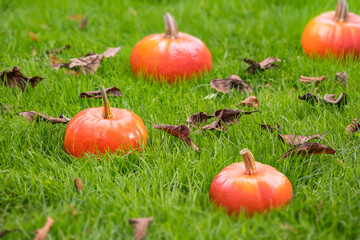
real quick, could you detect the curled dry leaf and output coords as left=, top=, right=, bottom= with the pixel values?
left=299, top=75, right=326, bottom=84
left=13, top=112, right=70, bottom=124
left=34, top=217, right=54, bottom=240
left=47, top=47, right=121, bottom=75
left=237, top=96, right=258, bottom=108
left=299, top=93, right=347, bottom=107
left=243, top=57, right=282, bottom=74
left=187, top=109, right=261, bottom=132
left=345, top=117, right=360, bottom=135
left=257, top=123, right=281, bottom=133
left=28, top=31, right=38, bottom=42
left=335, top=71, right=347, bottom=88
left=210, top=74, right=252, bottom=94
left=0, top=67, right=44, bottom=92
left=46, top=45, right=70, bottom=55
left=281, top=142, right=336, bottom=159
left=129, top=217, right=154, bottom=240
left=74, top=177, right=84, bottom=191
left=79, top=17, right=88, bottom=30
left=278, top=131, right=328, bottom=145
left=79, top=87, right=122, bottom=99
left=150, top=122, right=199, bottom=150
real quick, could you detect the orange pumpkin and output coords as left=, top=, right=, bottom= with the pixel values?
left=130, top=13, right=212, bottom=83
left=209, top=148, right=293, bottom=216
left=64, top=86, right=148, bottom=158
left=302, top=0, right=360, bottom=58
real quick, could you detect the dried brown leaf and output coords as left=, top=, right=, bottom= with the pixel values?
left=243, top=57, right=282, bottom=74
left=257, top=123, right=281, bottom=132
left=237, top=96, right=258, bottom=108
left=46, top=45, right=70, bottom=55
left=49, top=54, right=65, bottom=65
left=34, top=217, right=54, bottom=240
left=74, top=177, right=84, bottom=191
left=200, top=109, right=260, bottom=132
left=299, top=93, right=347, bottom=107
left=0, top=67, right=43, bottom=92
left=299, top=75, right=326, bottom=83
left=13, top=111, right=70, bottom=124
left=32, top=47, right=37, bottom=56
left=186, top=112, right=213, bottom=127
left=335, top=71, right=347, bottom=88
left=345, top=117, right=360, bottom=135
left=79, top=87, right=122, bottom=99
left=278, top=131, right=328, bottom=145
left=29, top=31, right=38, bottom=42
left=129, top=217, right=154, bottom=240
left=103, top=47, right=121, bottom=58
left=79, top=17, right=88, bottom=30
left=210, top=74, right=252, bottom=94
left=281, top=142, right=336, bottom=159
left=150, top=123, right=199, bottom=150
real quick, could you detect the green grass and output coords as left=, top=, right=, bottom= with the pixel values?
left=1, top=0, right=360, bottom=239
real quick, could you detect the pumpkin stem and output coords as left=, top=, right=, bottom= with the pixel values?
left=334, top=0, right=349, bottom=22
left=164, top=13, right=180, bottom=39
left=240, top=148, right=256, bottom=175
left=100, top=86, right=113, bottom=119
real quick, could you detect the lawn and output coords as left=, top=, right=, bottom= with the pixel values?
left=1, top=0, right=360, bottom=239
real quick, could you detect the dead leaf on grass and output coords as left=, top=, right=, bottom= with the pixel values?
left=210, top=74, right=252, bottom=94
left=150, top=122, right=199, bottom=150
left=299, top=93, right=347, bottom=107
left=243, top=57, right=282, bottom=74
left=74, top=177, right=84, bottom=191
left=345, top=117, right=360, bottom=136
left=299, top=75, right=326, bottom=84
left=257, top=123, right=281, bottom=132
left=46, top=45, right=70, bottom=55
left=278, top=131, right=328, bottom=145
left=0, top=67, right=44, bottom=92
left=79, top=87, right=122, bottom=99
left=34, top=217, right=54, bottom=240
left=32, top=47, right=37, bottom=56
left=237, top=96, right=258, bottom=108
left=335, top=71, right=347, bottom=88
left=13, top=111, right=70, bottom=124
left=129, top=217, right=153, bottom=240
left=186, top=112, right=214, bottom=127
left=281, top=142, right=336, bottom=159
left=28, top=31, right=38, bottom=42
left=79, top=17, right=88, bottom=30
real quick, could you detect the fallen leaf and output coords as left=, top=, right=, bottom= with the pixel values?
left=299, top=75, right=326, bottom=84
left=237, top=96, right=258, bottom=108
left=34, top=217, right=54, bottom=240
left=345, top=117, right=360, bottom=136
left=335, top=71, right=347, bottom=88
left=79, top=17, right=87, bottom=30
left=32, top=47, right=37, bottom=56
left=188, top=109, right=260, bottom=132
left=49, top=54, right=65, bottom=65
left=129, top=217, right=154, bottom=240
left=299, top=93, right=347, bottom=107
left=243, top=57, right=282, bottom=74
left=47, top=47, right=121, bottom=75
left=150, top=122, right=199, bottom=150
left=102, top=47, right=121, bottom=58
left=74, top=177, right=84, bottom=191
left=79, top=87, right=122, bottom=99
left=257, top=123, right=281, bottom=132
left=46, top=45, right=70, bottom=55
left=210, top=74, right=252, bottom=94
left=281, top=142, right=336, bottom=159
left=28, top=31, right=38, bottom=42
left=0, top=67, right=43, bottom=92
left=13, top=112, right=70, bottom=124
left=68, top=14, right=83, bottom=21
left=278, top=131, right=328, bottom=145
left=65, top=70, right=80, bottom=76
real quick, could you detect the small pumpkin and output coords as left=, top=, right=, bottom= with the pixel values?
left=130, top=13, right=212, bottom=83
left=209, top=148, right=293, bottom=216
left=302, top=0, right=360, bottom=58
left=64, top=86, right=148, bottom=158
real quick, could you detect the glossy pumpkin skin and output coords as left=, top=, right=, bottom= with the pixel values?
left=130, top=33, right=212, bottom=83
left=209, top=162, right=293, bottom=216
left=302, top=12, right=360, bottom=58
left=64, top=107, right=148, bottom=158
